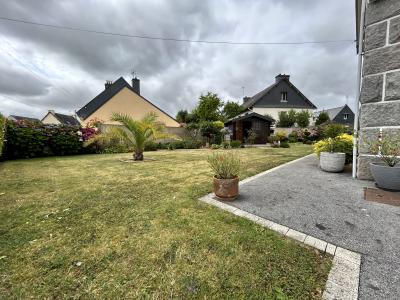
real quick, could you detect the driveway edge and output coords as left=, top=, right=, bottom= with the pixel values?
left=199, top=155, right=361, bottom=300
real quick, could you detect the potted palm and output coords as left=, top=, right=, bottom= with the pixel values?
left=314, top=137, right=347, bottom=172
left=207, top=152, right=241, bottom=200
left=369, top=136, right=400, bottom=191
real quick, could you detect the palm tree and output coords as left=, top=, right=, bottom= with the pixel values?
left=87, top=112, right=171, bottom=161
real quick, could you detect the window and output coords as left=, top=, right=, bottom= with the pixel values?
left=343, top=113, right=349, bottom=120
left=280, top=92, right=288, bottom=102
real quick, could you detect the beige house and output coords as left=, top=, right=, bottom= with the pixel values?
left=42, top=110, right=80, bottom=126
left=76, top=77, right=181, bottom=130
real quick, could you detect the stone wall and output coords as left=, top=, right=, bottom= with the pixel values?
left=358, top=0, right=400, bottom=179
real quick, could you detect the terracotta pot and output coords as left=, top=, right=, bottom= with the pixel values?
left=370, top=163, right=400, bottom=191
left=213, top=176, right=239, bottom=200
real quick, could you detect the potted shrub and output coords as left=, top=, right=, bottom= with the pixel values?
left=207, top=152, right=241, bottom=200
left=369, top=137, right=400, bottom=191
left=314, top=136, right=352, bottom=173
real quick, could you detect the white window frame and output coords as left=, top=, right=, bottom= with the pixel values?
left=343, top=113, right=349, bottom=120
left=280, top=91, right=288, bottom=102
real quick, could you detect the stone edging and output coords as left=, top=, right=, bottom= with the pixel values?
left=199, top=155, right=361, bottom=300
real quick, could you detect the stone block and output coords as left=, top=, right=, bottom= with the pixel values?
left=360, top=74, right=383, bottom=103
left=363, top=44, right=400, bottom=75
left=365, top=0, right=400, bottom=26
left=359, top=102, right=400, bottom=127
left=389, top=16, right=400, bottom=44
left=385, top=71, right=400, bottom=101
left=365, top=21, right=387, bottom=51
left=285, top=229, right=306, bottom=243
left=359, top=128, right=400, bottom=154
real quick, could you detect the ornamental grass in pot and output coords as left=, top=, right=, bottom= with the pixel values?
left=369, top=137, right=400, bottom=191
left=207, top=151, right=241, bottom=200
left=313, top=134, right=353, bottom=173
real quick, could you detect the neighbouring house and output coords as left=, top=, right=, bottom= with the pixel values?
left=42, top=110, right=80, bottom=126
left=356, top=0, right=400, bottom=179
left=224, top=111, right=274, bottom=144
left=8, top=115, right=40, bottom=123
left=242, top=74, right=317, bottom=123
left=313, top=105, right=355, bottom=128
left=76, top=76, right=181, bottom=134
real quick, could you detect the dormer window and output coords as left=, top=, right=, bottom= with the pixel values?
left=344, top=113, right=349, bottom=120
left=280, top=92, right=288, bottom=102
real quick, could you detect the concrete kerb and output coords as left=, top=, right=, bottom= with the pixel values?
left=199, top=155, right=361, bottom=300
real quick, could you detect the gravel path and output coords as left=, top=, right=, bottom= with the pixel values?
left=229, top=155, right=400, bottom=300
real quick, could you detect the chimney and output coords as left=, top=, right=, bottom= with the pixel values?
left=105, top=80, right=113, bottom=89
left=275, top=74, right=290, bottom=83
left=131, top=77, right=140, bottom=95
left=243, top=96, right=251, bottom=103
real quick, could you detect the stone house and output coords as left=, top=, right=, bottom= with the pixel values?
left=356, top=0, right=400, bottom=179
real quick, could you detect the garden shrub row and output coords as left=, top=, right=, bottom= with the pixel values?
left=0, top=114, right=5, bottom=156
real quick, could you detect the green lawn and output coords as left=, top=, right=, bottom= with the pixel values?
left=0, top=144, right=331, bottom=299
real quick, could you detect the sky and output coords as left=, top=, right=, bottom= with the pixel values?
left=0, top=0, right=357, bottom=119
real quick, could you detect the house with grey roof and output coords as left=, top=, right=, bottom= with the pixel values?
left=42, top=110, right=80, bottom=126
left=313, top=104, right=355, bottom=128
left=242, top=74, right=317, bottom=122
left=8, top=115, right=40, bottom=123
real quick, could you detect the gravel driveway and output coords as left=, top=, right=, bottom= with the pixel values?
left=229, top=154, right=400, bottom=300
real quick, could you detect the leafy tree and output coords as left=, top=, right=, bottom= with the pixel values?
left=288, top=109, right=297, bottom=125
left=223, top=101, right=242, bottom=120
left=315, top=112, right=330, bottom=126
left=277, top=110, right=296, bottom=127
left=296, top=110, right=311, bottom=128
left=196, top=92, right=223, bottom=121
left=176, top=110, right=189, bottom=123
left=86, top=112, right=171, bottom=161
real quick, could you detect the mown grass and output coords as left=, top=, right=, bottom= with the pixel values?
left=0, top=144, right=331, bottom=299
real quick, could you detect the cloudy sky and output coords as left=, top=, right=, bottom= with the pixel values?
left=0, top=0, right=357, bottom=119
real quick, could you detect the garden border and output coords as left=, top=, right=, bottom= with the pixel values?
left=199, top=154, right=361, bottom=300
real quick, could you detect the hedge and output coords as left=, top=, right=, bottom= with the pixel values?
left=3, top=120, right=91, bottom=159
left=0, top=114, right=6, bottom=156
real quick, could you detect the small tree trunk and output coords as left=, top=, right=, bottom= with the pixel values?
left=133, top=151, right=144, bottom=161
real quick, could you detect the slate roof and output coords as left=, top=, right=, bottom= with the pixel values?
left=53, top=113, right=80, bottom=126
left=242, top=78, right=317, bottom=110
left=314, top=105, right=350, bottom=120
left=9, top=115, right=40, bottom=122
left=225, top=111, right=275, bottom=124
left=76, top=77, right=178, bottom=123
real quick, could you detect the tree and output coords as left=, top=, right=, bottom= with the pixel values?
left=277, top=110, right=296, bottom=127
left=176, top=110, right=188, bottom=123
left=296, top=110, right=311, bottom=128
left=196, top=92, right=223, bottom=121
left=86, top=112, right=171, bottom=161
left=315, top=112, right=330, bottom=126
left=223, top=101, right=242, bottom=120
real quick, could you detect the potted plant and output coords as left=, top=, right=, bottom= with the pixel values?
left=369, top=136, right=400, bottom=191
left=314, top=137, right=347, bottom=172
left=207, top=151, right=241, bottom=200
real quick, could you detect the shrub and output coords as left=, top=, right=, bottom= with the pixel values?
left=315, top=112, right=330, bottom=126
left=0, top=114, right=6, bottom=157
left=322, top=123, right=347, bottom=138
left=275, top=130, right=287, bottom=142
left=167, top=140, right=185, bottom=150
left=277, top=110, right=296, bottom=127
left=4, top=121, right=85, bottom=159
left=296, top=110, right=311, bottom=128
left=369, top=136, right=400, bottom=167
left=211, top=143, right=221, bottom=149
left=230, top=140, right=241, bottom=148
left=221, top=141, right=231, bottom=149
left=207, top=151, right=241, bottom=179
left=288, top=131, right=298, bottom=143
left=144, top=141, right=158, bottom=151
left=183, top=138, right=203, bottom=149
left=314, top=134, right=353, bottom=164
left=280, top=141, right=290, bottom=148
left=246, top=129, right=257, bottom=145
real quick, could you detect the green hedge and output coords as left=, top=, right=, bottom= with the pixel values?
left=4, top=120, right=90, bottom=159
left=0, top=114, right=6, bottom=156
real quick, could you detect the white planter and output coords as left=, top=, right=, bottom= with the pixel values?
left=370, top=163, right=400, bottom=191
left=320, top=152, right=346, bottom=173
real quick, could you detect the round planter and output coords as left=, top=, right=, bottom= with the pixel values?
left=320, top=152, right=346, bottom=173
left=213, top=176, right=239, bottom=200
left=370, top=163, right=400, bottom=191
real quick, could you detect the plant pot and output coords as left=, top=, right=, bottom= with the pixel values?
left=319, top=152, right=346, bottom=173
left=213, top=176, right=239, bottom=200
left=370, top=163, right=400, bottom=191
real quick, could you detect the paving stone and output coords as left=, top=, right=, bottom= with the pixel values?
left=335, top=247, right=362, bottom=266
left=323, top=280, right=357, bottom=300
left=304, top=235, right=318, bottom=247
left=285, top=229, right=307, bottom=243
left=314, top=239, right=328, bottom=252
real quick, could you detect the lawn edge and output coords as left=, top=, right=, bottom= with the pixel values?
left=199, top=154, right=361, bottom=300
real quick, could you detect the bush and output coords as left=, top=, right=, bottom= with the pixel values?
left=322, top=123, right=347, bottom=139
left=296, top=110, right=311, bottom=128
left=288, top=131, right=298, bottom=143
left=221, top=141, right=231, bottom=149
left=207, top=151, right=241, bottom=179
left=315, top=112, right=330, bottom=126
left=144, top=141, right=158, bottom=151
left=277, top=110, right=296, bottom=127
left=313, top=134, right=353, bottom=164
left=0, top=114, right=6, bottom=157
left=4, top=121, right=85, bottom=159
left=280, top=141, right=290, bottom=148
left=211, top=144, right=221, bottom=149
left=275, top=130, right=287, bottom=142
left=230, top=140, right=242, bottom=148
left=183, top=138, right=203, bottom=149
